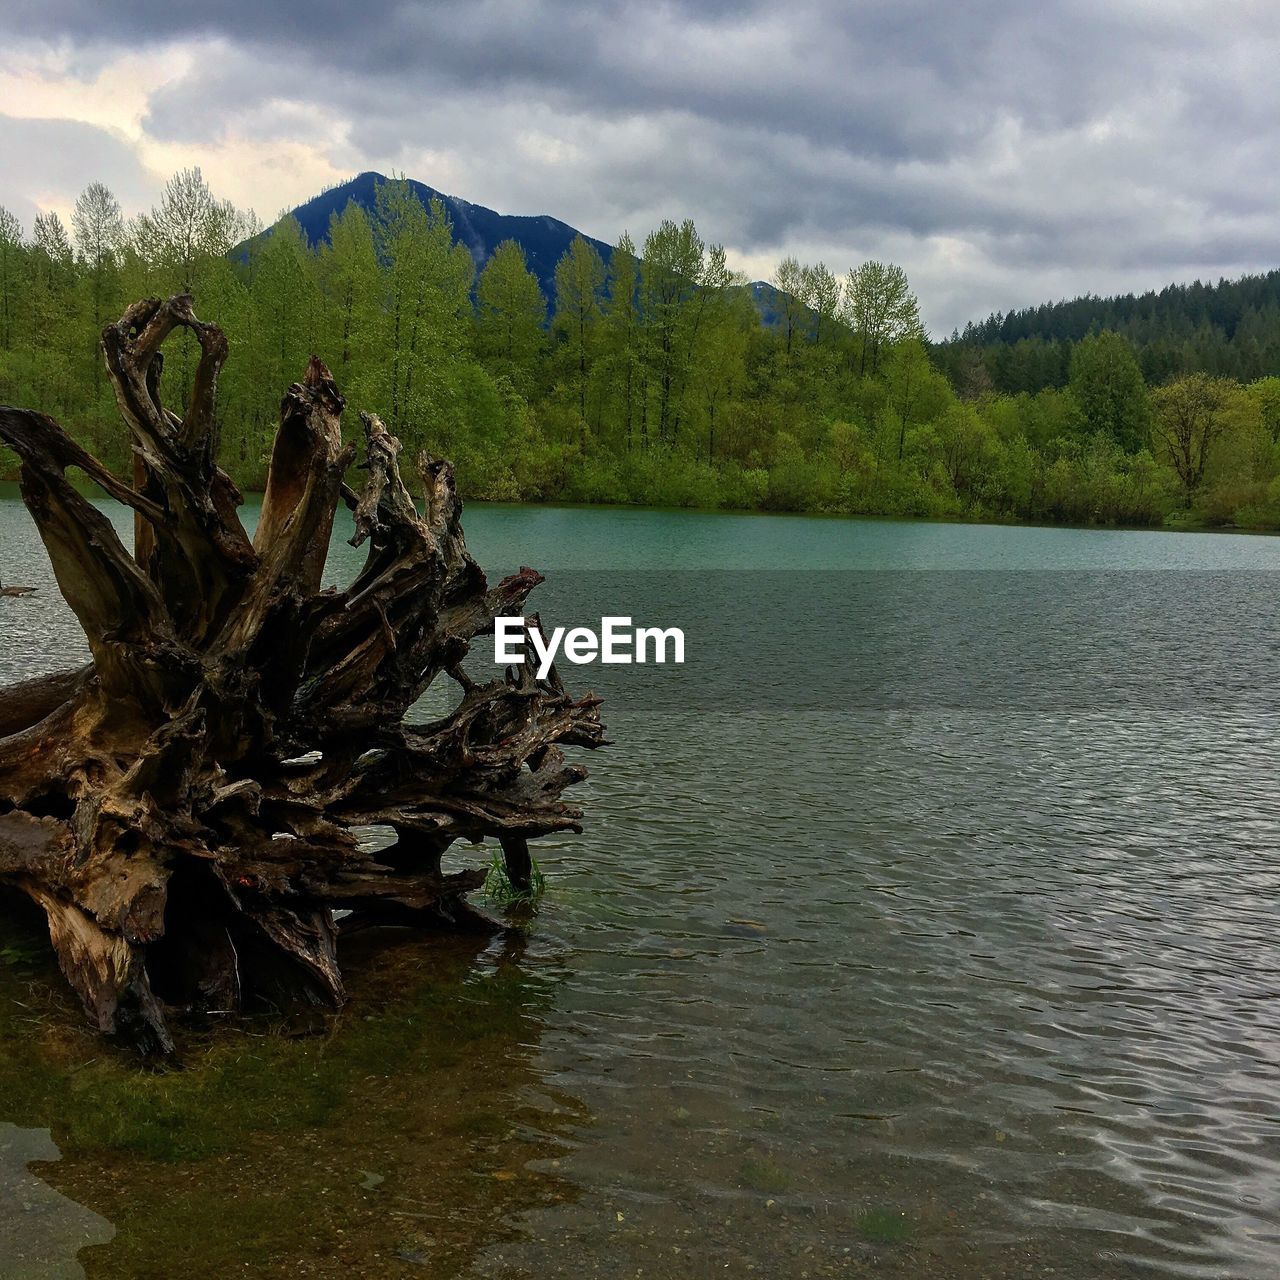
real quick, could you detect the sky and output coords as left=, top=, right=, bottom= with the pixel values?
left=1, top=0, right=1277, bottom=334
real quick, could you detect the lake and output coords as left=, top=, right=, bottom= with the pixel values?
left=2, top=485, right=1279, bottom=1279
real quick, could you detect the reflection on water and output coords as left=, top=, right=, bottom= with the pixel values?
left=3, top=489, right=1280, bottom=1278
left=0, top=896, right=584, bottom=1278
left=0, top=1123, right=113, bottom=1279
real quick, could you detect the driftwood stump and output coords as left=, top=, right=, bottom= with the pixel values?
left=0, top=295, right=604, bottom=1054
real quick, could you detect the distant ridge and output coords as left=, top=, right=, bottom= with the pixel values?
left=955, top=269, right=1280, bottom=348
left=278, top=171, right=613, bottom=301
left=941, top=266, right=1280, bottom=393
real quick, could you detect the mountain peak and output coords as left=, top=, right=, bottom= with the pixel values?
left=283, top=173, right=613, bottom=299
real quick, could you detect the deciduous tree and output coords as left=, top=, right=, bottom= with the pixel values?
left=842, top=261, right=924, bottom=376
left=552, top=235, right=605, bottom=423
left=1069, top=331, right=1150, bottom=453
left=1150, top=373, right=1232, bottom=502
left=477, top=240, right=546, bottom=394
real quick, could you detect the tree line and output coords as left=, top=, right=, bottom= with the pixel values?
left=941, top=270, right=1280, bottom=392
left=4, top=169, right=1280, bottom=532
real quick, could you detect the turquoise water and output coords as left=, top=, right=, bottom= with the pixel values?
left=456, top=501, right=1280, bottom=570
left=2, top=489, right=1279, bottom=1279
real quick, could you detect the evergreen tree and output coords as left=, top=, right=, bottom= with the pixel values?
left=374, top=179, right=475, bottom=442
left=250, top=216, right=321, bottom=414
left=692, top=279, right=753, bottom=462
left=29, top=213, right=76, bottom=417
left=71, top=182, right=125, bottom=443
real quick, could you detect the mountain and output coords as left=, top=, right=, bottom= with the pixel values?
left=745, top=280, right=795, bottom=328
left=269, top=172, right=794, bottom=323
left=279, top=171, right=613, bottom=300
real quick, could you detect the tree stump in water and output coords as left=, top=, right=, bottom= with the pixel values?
left=0, top=295, right=604, bottom=1055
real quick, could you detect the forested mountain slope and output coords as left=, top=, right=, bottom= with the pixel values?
left=939, top=271, right=1280, bottom=393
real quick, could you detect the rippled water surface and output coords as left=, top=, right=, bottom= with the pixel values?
left=2, top=485, right=1279, bottom=1279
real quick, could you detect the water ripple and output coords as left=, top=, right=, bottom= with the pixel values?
left=4, top=493, right=1280, bottom=1278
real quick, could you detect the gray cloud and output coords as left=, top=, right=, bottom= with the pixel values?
left=0, top=116, right=156, bottom=231
left=4, top=0, right=1279, bottom=330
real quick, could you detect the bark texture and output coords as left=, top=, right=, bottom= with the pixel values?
left=0, top=295, right=604, bottom=1054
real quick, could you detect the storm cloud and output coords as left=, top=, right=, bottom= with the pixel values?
left=1, top=0, right=1277, bottom=331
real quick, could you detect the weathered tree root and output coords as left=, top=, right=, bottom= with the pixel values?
left=0, top=295, right=604, bottom=1055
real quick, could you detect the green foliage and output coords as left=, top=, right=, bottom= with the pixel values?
left=856, top=1207, right=913, bottom=1244
left=4, top=173, right=1280, bottom=533
left=948, top=268, right=1280, bottom=391
left=842, top=260, right=925, bottom=375
left=477, top=239, right=546, bottom=393
left=551, top=233, right=606, bottom=426
left=1148, top=372, right=1229, bottom=494
left=737, top=1154, right=793, bottom=1192
left=1069, top=331, right=1150, bottom=451
left=0, top=896, right=558, bottom=1175
left=481, top=848, right=547, bottom=907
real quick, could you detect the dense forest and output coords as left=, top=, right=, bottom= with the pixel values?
left=941, top=272, right=1280, bottom=393
left=4, top=169, right=1280, bottom=531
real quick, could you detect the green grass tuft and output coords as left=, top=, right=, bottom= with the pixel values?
left=481, top=849, right=547, bottom=907
left=856, top=1207, right=913, bottom=1244
left=737, top=1155, right=793, bottom=1193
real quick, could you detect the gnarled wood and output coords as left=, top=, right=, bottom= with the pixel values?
left=0, top=295, right=604, bottom=1054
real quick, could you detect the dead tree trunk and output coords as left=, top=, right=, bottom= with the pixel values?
left=0, top=295, right=604, bottom=1054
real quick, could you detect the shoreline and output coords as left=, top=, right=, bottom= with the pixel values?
left=3, top=476, right=1273, bottom=540
left=453, top=494, right=1280, bottom=539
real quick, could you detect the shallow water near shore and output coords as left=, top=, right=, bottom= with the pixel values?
left=2, top=486, right=1279, bottom=1278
